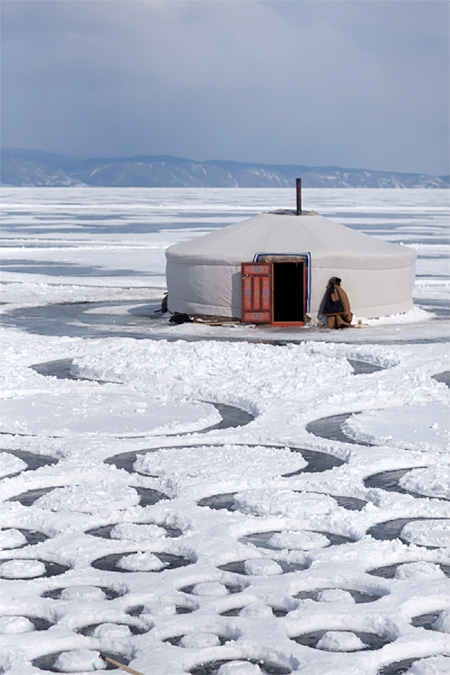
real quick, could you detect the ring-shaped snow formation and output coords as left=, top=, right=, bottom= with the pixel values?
left=0, top=392, right=221, bottom=437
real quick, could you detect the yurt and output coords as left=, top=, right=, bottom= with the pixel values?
left=165, top=194, right=416, bottom=325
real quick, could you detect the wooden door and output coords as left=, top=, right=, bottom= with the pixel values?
left=241, top=263, right=272, bottom=323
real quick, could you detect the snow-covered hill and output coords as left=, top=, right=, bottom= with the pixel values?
left=1, top=149, right=448, bottom=188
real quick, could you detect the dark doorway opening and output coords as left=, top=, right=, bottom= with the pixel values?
left=273, top=262, right=305, bottom=324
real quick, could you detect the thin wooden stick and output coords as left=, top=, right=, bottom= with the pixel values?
left=99, top=654, right=144, bottom=675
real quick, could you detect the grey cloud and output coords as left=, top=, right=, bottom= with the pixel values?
left=1, top=0, right=448, bottom=174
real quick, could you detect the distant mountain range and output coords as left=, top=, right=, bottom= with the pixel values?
left=1, top=148, right=448, bottom=188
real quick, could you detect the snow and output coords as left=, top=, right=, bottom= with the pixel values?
left=316, top=630, right=367, bottom=651
left=0, top=616, right=35, bottom=634
left=400, top=520, right=450, bottom=548
left=0, top=559, right=46, bottom=579
left=0, top=392, right=220, bottom=437
left=0, top=187, right=449, bottom=674
left=398, top=467, right=450, bottom=500
left=53, top=650, right=106, bottom=672
left=116, top=551, right=165, bottom=572
left=0, top=528, right=28, bottom=549
left=342, top=403, right=450, bottom=451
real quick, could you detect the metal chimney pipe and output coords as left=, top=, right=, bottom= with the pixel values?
left=296, top=178, right=302, bottom=215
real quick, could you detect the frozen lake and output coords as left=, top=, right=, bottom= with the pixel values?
left=0, top=187, right=449, bottom=674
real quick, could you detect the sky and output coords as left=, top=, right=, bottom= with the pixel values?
left=1, top=0, right=449, bottom=175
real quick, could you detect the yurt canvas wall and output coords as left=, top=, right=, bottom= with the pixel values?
left=165, top=212, right=416, bottom=320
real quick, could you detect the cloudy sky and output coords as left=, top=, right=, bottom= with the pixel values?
left=1, top=0, right=449, bottom=175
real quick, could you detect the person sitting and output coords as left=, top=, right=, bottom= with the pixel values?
left=320, top=277, right=353, bottom=329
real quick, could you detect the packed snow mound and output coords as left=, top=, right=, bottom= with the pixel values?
left=53, top=649, right=106, bottom=672
left=316, top=630, right=367, bottom=651
left=217, top=663, right=263, bottom=674
left=268, top=530, right=330, bottom=550
left=407, top=655, right=450, bottom=674
left=0, top=392, right=220, bottom=437
left=0, top=453, right=27, bottom=477
left=191, top=582, right=229, bottom=596
left=432, top=610, right=450, bottom=633
left=109, top=522, right=169, bottom=541
left=60, top=586, right=106, bottom=601
left=342, top=402, right=450, bottom=451
left=0, top=560, right=46, bottom=579
left=71, top=339, right=353, bottom=403
left=35, top=483, right=140, bottom=513
left=359, top=306, right=433, bottom=325
left=244, top=558, right=283, bottom=575
left=394, top=561, right=445, bottom=580
left=92, top=623, right=132, bottom=639
left=179, top=632, right=220, bottom=648
left=401, top=519, right=450, bottom=547
left=117, top=551, right=165, bottom=572
left=399, top=466, right=450, bottom=499
left=0, top=616, right=35, bottom=634
left=134, top=444, right=307, bottom=495
left=316, top=589, right=356, bottom=604
left=234, top=489, right=337, bottom=518
left=0, top=529, right=27, bottom=549
left=240, top=602, right=274, bottom=618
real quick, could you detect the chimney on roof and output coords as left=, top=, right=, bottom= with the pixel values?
left=296, top=178, right=302, bottom=215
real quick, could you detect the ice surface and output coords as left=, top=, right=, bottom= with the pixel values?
left=0, top=188, right=449, bottom=675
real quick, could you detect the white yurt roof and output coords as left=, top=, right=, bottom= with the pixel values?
left=166, top=212, right=416, bottom=269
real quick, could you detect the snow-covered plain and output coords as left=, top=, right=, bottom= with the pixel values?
left=0, top=187, right=449, bottom=675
